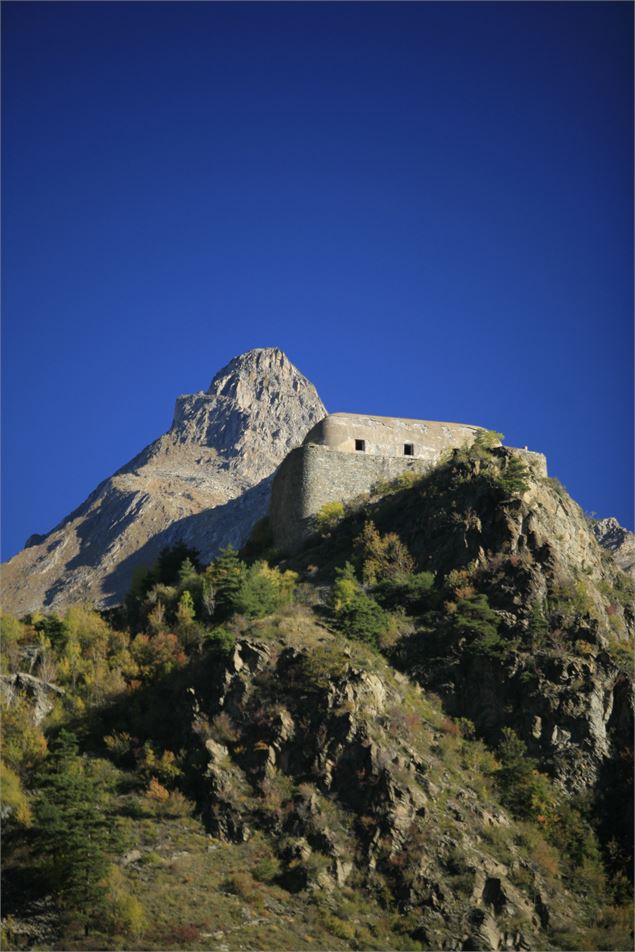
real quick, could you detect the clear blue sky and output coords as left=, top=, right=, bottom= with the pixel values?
left=2, top=1, right=633, bottom=560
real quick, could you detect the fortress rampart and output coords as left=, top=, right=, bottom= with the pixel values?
left=269, top=412, right=548, bottom=553
left=268, top=414, right=462, bottom=552
left=301, top=413, right=481, bottom=461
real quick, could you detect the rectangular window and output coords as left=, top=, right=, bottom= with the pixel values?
left=404, top=443, right=414, bottom=456
left=355, top=439, right=366, bottom=452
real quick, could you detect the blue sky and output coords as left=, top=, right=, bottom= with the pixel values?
left=2, top=1, right=633, bottom=560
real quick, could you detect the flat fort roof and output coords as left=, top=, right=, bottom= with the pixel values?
left=327, top=412, right=481, bottom=429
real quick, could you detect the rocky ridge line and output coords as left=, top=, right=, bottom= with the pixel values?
left=1, top=348, right=326, bottom=615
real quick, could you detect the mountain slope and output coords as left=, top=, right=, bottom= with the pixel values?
left=2, top=434, right=632, bottom=951
left=1, top=349, right=325, bottom=615
left=281, top=443, right=634, bottom=792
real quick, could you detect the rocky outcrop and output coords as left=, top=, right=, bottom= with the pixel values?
left=164, top=624, right=591, bottom=951
left=0, top=673, right=64, bottom=724
left=593, top=516, right=635, bottom=575
left=288, top=445, right=633, bottom=793
left=1, top=349, right=326, bottom=614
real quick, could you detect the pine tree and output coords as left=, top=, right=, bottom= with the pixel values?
left=35, top=731, right=122, bottom=935
left=207, top=547, right=246, bottom=619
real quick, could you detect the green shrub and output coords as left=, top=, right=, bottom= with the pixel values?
left=0, top=761, right=32, bottom=827
left=355, top=521, right=414, bottom=585
left=204, top=626, right=236, bottom=656
left=0, top=613, right=25, bottom=673
left=496, top=455, right=531, bottom=496
left=233, top=562, right=298, bottom=618
left=333, top=583, right=395, bottom=649
left=315, top=501, right=346, bottom=535
left=374, top=571, right=435, bottom=613
left=295, top=644, right=350, bottom=691
left=606, top=636, right=634, bottom=675
left=253, top=854, right=282, bottom=883
left=548, top=580, right=596, bottom=625
left=495, top=728, right=554, bottom=821
left=472, top=429, right=504, bottom=452
left=448, top=593, right=512, bottom=658
left=103, top=731, right=134, bottom=765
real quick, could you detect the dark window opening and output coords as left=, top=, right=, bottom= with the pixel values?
left=355, top=439, right=366, bottom=452
left=404, top=443, right=414, bottom=456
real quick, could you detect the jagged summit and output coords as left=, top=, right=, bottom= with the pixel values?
left=2, top=349, right=326, bottom=615
left=207, top=346, right=294, bottom=394
left=167, top=348, right=324, bottom=473
left=592, top=516, right=635, bottom=574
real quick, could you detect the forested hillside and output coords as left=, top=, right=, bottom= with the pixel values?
left=2, top=434, right=633, bottom=951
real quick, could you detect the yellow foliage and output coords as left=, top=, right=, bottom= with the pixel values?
left=0, top=761, right=32, bottom=826
left=102, top=865, right=148, bottom=937
left=146, top=777, right=170, bottom=802
left=315, top=501, right=345, bottom=535
left=1, top=699, right=48, bottom=771
left=63, top=604, right=111, bottom=658
left=257, top=562, right=298, bottom=602
left=575, top=640, right=596, bottom=656
left=332, top=576, right=359, bottom=612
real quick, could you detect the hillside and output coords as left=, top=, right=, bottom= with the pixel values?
left=1, top=349, right=325, bottom=615
left=2, top=433, right=633, bottom=951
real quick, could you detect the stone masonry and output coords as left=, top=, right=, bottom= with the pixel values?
left=270, top=413, right=549, bottom=552
left=270, top=412, right=527, bottom=552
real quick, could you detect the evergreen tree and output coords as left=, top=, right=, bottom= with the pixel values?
left=206, top=547, right=246, bottom=619
left=35, top=731, right=122, bottom=935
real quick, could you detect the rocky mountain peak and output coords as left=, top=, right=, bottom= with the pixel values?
left=2, top=349, right=326, bottom=614
left=207, top=346, right=293, bottom=397
left=169, top=348, right=325, bottom=472
left=592, top=516, right=635, bottom=574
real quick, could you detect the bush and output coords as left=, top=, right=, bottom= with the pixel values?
left=495, top=728, right=554, bottom=821
left=0, top=613, right=25, bottom=673
left=295, top=644, right=350, bottom=691
left=473, top=429, right=504, bottom=452
left=233, top=562, right=298, bottom=618
left=334, top=589, right=395, bottom=649
left=204, top=626, right=236, bottom=656
left=606, top=636, right=634, bottom=675
left=355, top=521, right=414, bottom=585
left=252, top=854, right=282, bottom=883
left=0, top=762, right=32, bottom=826
left=226, top=870, right=259, bottom=901
left=373, top=571, right=435, bottom=613
left=103, top=731, right=134, bottom=766
left=496, top=455, right=531, bottom=496
left=315, top=501, right=346, bottom=535
left=130, top=632, right=186, bottom=680
left=448, top=593, right=510, bottom=658
left=103, top=866, right=148, bottom=937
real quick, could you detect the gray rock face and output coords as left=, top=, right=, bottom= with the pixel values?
left=593, top=516, right=635, bottom=575
left=1, top=348, right=326, bottom=614
left=176, top=622, right=589, bottom=949
left=0, top=672, right=65, bottom=724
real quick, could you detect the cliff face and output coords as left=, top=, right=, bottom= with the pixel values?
left=1, top=349, right=326, bottom=615
left=3, top=412, right=632, bottom=951
left=90, top=620, right=598, bottom=952
left=287, top=445, right=634, bottom=794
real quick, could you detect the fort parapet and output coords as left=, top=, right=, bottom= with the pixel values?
left=269, top=414, right=464, bottom=551
left=269, top=412, right=548, bottom=553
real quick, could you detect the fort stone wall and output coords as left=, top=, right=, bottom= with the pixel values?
left=303, top=413, right=480, bottom=460
left=269, top=442, right=432, bottom=552
left=269, top=412, right=548, bottom=553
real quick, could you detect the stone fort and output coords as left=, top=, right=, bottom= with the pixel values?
left=269, top=412, right=547, bottom=552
